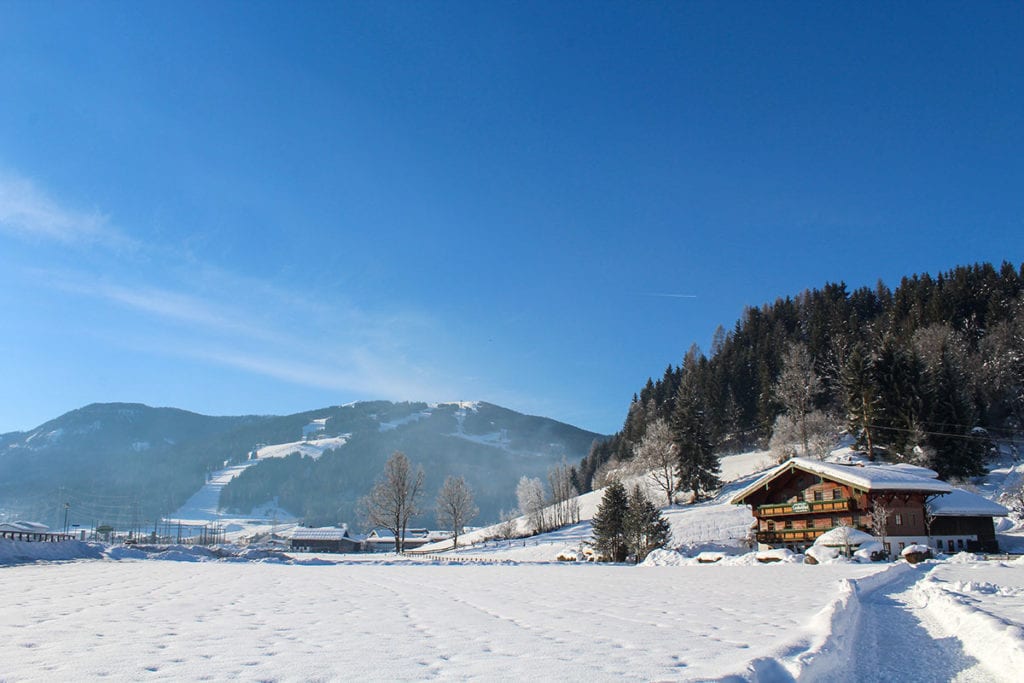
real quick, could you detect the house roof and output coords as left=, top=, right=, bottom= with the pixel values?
left=0, top=521, right=51, bottom=533
left=927, top=488, right=1009, bottom=517
left=731, top=457, right=954, bottom=505
left=287, top=526, right=352, bottom=542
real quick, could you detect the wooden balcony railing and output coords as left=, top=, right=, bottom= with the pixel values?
left=757, top=499, right=853, bottom=517
left=756, top=529, right=826, bottom=544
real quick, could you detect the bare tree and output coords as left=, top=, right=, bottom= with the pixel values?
left=360, top=451, right=424, bottom=553
left=436, top=475, right=478, bottom=550
left=770, top=410, right=839, bottom=461
left=773, top=343, right=825, bottom=457
left=516, top=476, right=547, bottom=534
left=633, top=418, right=678, bottom=507
left=870, top=498, right=891, bottom=557
left=547, top=460, right=580, bottom=527
left=497, top=509, right=520, bottom=541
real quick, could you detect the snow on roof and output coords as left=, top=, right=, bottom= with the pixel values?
left=287, top=526, right=351, bottom=541
left=927, top=488, right=1009, bottom=517
left=887, top=463, right=941, bottom=479
left=731, top=457, right=953, bottom=504
left=0, top=521, right=51, bottom=533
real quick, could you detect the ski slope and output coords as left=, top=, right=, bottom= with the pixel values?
left=164, top=434, right=351, bottom=533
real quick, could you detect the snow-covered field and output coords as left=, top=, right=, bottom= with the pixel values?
left=1, top=546, right=1021, bottom=682
left=4, top=441, right=1022, bottom=681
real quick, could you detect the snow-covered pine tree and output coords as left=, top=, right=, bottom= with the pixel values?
left=590, top=480, right=629, bottom=562
left=671, top=370, right=720, bottom=502
left=624, top=485, right=671, bottom=563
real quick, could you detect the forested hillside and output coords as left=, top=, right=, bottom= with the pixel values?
left=579, top=262, right=1024, bottom=490
left=218, top=401, right=601, bottom=526
left=0, top=401, right=601, bottom=529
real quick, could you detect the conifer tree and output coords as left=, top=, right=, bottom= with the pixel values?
left=590, top=480, right=629, bottom=562
left=842, top=343, right=881, bottom=459
left=924, top=350, right=988, bottom=479
left=671, top=376, right=721, bottom=502
left=623, top=485, right=671, bottom=563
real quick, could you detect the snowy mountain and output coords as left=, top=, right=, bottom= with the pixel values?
left=0, top=401, right=604, bottom=529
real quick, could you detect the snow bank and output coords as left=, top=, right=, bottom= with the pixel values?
left=785, top=563, right=913, bottom=679
left=0, top=540, right=319, bottom=566
left=806, top=544, right=841, bottom=563
left=0, top=539, right=104, bottom=565
left=814, top=526, right=874, bottom=547
left=640, top=548, right=805, bottom=567
left=640, top=549, right=688, bottom=566
left=912, top=572, right=1024, bottom=677
left=948, top=551, right=985, bottom=564
left=853, top=541, right=884, bottom=563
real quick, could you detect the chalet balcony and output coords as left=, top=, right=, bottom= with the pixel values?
left=756, top=529, right=826, bottom=544
left=757, top=499, right=854, bottom=517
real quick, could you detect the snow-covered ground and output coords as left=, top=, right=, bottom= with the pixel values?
left=421, top=449, right=772, bottom=558
left=2, top=442, right=1023, bottom=681
left=253, top=434, right=349, bottom=460
left=165, top=463, right=298, bottom=541
left=0, top=551, right=883, bottom=681
left=1, top=544, right=1021, bottom=681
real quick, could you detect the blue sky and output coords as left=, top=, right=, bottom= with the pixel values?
left=0, top=2, right=1021, bottom=435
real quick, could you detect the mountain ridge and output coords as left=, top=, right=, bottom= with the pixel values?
left=0, top=400, right=606, bottom=529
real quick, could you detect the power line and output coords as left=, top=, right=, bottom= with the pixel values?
left=864, top=422, right=1013, bottom=444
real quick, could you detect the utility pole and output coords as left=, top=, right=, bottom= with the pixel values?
left=63, top=502, right=70, bottom=535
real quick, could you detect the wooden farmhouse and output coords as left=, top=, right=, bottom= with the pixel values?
left=731, top=457, right=1008, bottom=559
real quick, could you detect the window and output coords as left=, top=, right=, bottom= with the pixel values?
left=898, top=542, right=906, bottom=551
left=895, top=513, right=903, bottom=526
left=948, top=540, right=955, bottom=552
left=935, top=539, right=942, bottom=550
left=784, top=520, right=793, bottom=530
left=957, top=539, right=964, bottom=550
left=814, top=490, right=824, bottom=502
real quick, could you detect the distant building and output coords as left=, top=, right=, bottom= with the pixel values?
left=286, top=525, right=361, bottom=553
left=731, top=457, right=1008, bottom=559
left=0, top=521, right=71, bottom=542
left=363, top=528, right=451, bottom=552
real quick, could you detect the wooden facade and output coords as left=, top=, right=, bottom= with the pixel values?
left=741, top=467, right=874, bottom=547
left=732, top=458, right=1004, bottom=557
